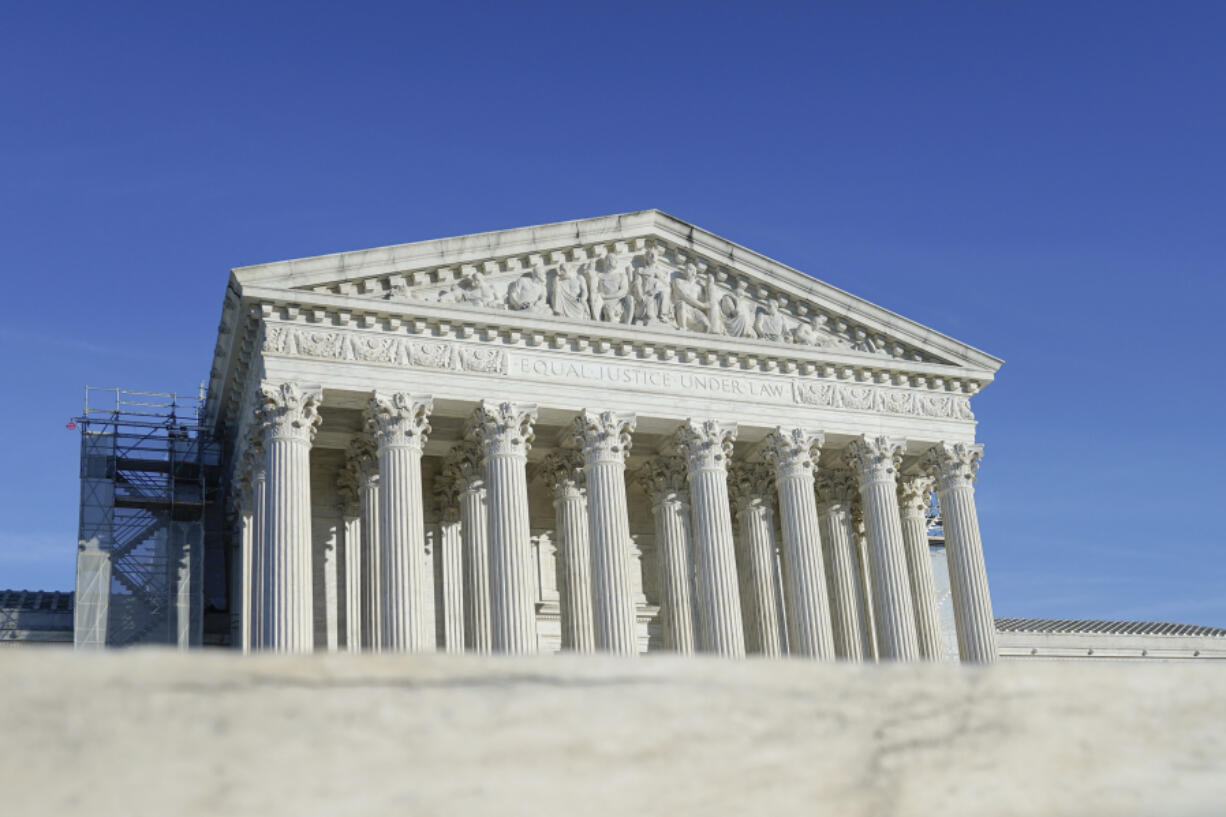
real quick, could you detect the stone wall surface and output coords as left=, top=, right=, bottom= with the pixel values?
left=2, top=650, right=1223, bottom=817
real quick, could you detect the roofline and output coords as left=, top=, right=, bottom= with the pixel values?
left=228, top=209, right=1003, bottom=371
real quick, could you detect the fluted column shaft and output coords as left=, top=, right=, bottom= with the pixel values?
left=639, top=458, right=696, bottom=654
left=764, top=428, right=835, bottom=660
left=542, top=452, right=595, bottom=652
left=853, top=506, right=879, bottom=659
left=235, top=458, right=256, bottom=654
left=341, top=511, right=361, bottom=651
left=369, top=392, right=433, bottom=652
left=675, top=421, right=745, bottom=658
left=460, top=481, right=492, bottom=653
left=446, top=443, right=491, bottom=653
left=924, top=443, right=997, bottom=664
left=357, top=472, right=381, bottom=651
left=249, top=464, right=267, bottom=650
left=847, top=436, right=919, bottom=661
left=436, top=511, right=465, bottom=653
left=257, top=382, right=321, bottom=654
left=898, top=475, right=945, bottom=661
left=574, top=411, right=638, bottom=655
left=815, top=468, right=869, bottom=661
left=238, top=508, right=253, bottom=654
left=816, top=506, right=868, bottom=661
left=472, top=401, right=539, bottom=655
left=730, top=474, right=785, bottom=657
left=349, top=434, right=382, bottom=652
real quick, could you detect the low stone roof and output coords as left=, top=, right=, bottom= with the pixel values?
left=0, top=590, right=74, bottom=612
left=996, top=617, right=1226, bottom=638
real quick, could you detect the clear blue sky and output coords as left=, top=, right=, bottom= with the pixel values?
left=2, top=2, right=1223, bottom=625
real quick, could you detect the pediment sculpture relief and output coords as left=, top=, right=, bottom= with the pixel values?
left=378, top=246, right=929, bottom=361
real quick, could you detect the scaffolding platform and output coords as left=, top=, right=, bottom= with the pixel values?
left=73, top=387, right=222, bottom=648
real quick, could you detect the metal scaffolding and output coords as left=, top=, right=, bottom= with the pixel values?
left=73, top=387, right=221, bottom=648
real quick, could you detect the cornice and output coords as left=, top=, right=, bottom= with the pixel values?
left=207, top=211, right=1005, bottom=441
left=229, top=210, right=1003, bottom=371
left=243, top=286, right=998, bottom=381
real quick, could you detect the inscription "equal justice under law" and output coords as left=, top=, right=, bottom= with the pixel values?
left=516, top=356, right=790, bottom=400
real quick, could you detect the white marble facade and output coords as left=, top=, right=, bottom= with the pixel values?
left=211, top=210, right=1002, bottom=662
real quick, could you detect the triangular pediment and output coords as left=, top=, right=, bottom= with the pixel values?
left=231, top=210, right=1002, bottom=372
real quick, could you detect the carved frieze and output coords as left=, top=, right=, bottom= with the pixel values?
left=263, top=324, right=508, bottom=375
left=262, top=323, right=975, bottom=422
left=347, top=238, right=932, bottom=363
left=793, top=380, right=973, bottom=422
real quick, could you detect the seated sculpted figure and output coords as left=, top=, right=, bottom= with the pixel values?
left=507, top=265, right=549, bottom=314
left=593, top=254, right=633, bottom=323
left=754, top=299, right=789, bottom=343
left=633, top=250, right=673, bottom=326
left=458, top=270, right=500, bottom=308
left=849, top=327, right=879, bottom=354
left=792, top=313, right=842, bottom=347
left=550, top=261, right=590, bottom=320
left=719, top=280, right=757, bottom=339
left=671, top=262, right=710, bottom=332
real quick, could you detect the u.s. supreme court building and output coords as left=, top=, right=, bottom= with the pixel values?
left=205, top=210, right=1000, bottom=663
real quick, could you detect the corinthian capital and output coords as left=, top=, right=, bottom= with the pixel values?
left=815, top=466, right=858, bottom=509
left=728, top=462, right=774, bottom=517
left=761, top=426, right=824, bottom=481
left=347, top=434, right=378, bottom=487
left=672, top=419, right=737, bottom=473
left=538, top=450, right=585, bottom=496
left=469, top=400, right=537, bottom=459
left=229, top=471, right=252, bottom=517
left=336, top=467, right=361, bottom=516
left=239, top=429, right=265, bottom=482
left=897, top=474, right=935, bottom=517
left=921, top=442, right=983, bottom=489
left=443, top=441, right=484, bottom=493
left=368, top=391, right=433, bottom=450
left=572, top=410, right=636, bottom=465
left=256, top=382, right=322, bottom=443
left=635, top=456, right=688, bottom=507
left=845, top=435, right=905, bottom=486
left=433, top=472, right=460, bottom=523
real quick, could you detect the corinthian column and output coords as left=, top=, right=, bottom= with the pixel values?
left=445, top=442, right=492, bottom=653
left=637, top=457, right=697, bottom=654
left=814, top=468, right=870, bottom=661
left=922, top=443, right=997, bottom=664
left=256, top=382, right=322, bottom=653
left=234, top=473, right=254, bottom=654
left=852, top=501, right=879, bottom=659
left=571, top=410, right=638, bottom=655
left=673, top=420, right=745, bottom=658
left=350, top=435, right=381, bottom=651
left=846, top=436, right=919, bottom=661
left=762, top=427, right=836, bottom=660
left=244, top=438, right=267, bottom=651
left=336, top=467, right=362, bottom=652
left=728, top=463, right=785, bottom=657
left=368, top=392, right=433, bottom=652
left=433, top=477, right=465, bottom=653
left=470, top=401, right=539, bottom=654
left=897, top=474, right=945, bottom=661
left=540, top=451, right=595, bottom=653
